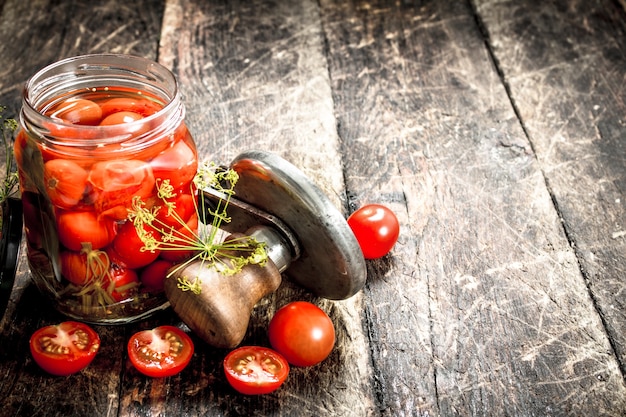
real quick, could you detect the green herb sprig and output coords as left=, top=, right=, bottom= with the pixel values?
left=0, top=106, right=18, bottom=205
left=128, top=162, right=268, bottom=294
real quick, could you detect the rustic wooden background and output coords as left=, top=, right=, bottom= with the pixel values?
left=0, top=0, right=624, bottom=416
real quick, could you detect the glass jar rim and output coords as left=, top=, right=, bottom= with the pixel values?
left=20, top=54, right=183, bottom=149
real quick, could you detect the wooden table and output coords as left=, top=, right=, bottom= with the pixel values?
left=0, top=0, right=625, bottom=415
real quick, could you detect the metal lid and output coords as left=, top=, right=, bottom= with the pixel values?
left=229, top=150, right=366, bottom=300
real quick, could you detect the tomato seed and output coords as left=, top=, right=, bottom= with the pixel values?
left=140, top=346, right=164, bottom=362
left=40, top=336, right=70, bottom=355
left=165, top=331, right=183, bottom=356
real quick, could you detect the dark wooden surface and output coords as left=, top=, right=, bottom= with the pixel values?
left=0, top=0, right=625, bottom=415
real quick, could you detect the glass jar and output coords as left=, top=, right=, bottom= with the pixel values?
left=15, top=54, right=198, bottom=324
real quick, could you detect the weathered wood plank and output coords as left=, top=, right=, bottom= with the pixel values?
left=132, top=0, right=378, bottom=415
left=475, top=0, right=626, bottom=375
left=0, top=1, right=165, bottom=416
left=320, top=0, right=626, bottom=415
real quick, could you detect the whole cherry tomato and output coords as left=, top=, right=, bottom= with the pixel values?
left=99, top=111, right=143, bottom=126
left=99, top=97, right=162, bottom=118
left=150, top=137, right=198, bottom=190
left=46, top=98, right=102, bottom=125
left=56, top=210, right=116, bottom=251
left=139, top=259, right=173, bottom=293
left=268, top=301, right=335, bottom=367
left=108, top=221, right=161, bottom=269
left=223, top=346, right=289, bottom=395
left=128, top=326, right=194, bottom=378
left=43, top=159, right=89, bottom=209
left=157, top=213, right=199, bottom=262
left=87, top=159, right=156, bottom=219
left=104, top=265, right=139, bottom=302
left=60, top=249, right=109, bottom=286
left=30, top=321, right=100, bottom=376
left=155, top=192, right=196, bottom=228
left=347, top=204, right=399, bottom=259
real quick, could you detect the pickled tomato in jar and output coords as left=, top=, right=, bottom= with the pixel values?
left=17, top=55, right=199, bottom=323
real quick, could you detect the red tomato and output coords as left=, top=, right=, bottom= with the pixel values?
left=99, top=97, right=162, bottom=118
left=99, top=111, right=143, bottom=126
left=150, top=137, right=198, bottom=190
left=158, top=213, right=199, bottom=262
left=128, top=326, right=194, bottom=378
left=44, top=159, right=89, bottom=209
left=87, top=159, right=155, bottom=219
left=103, top=264, right=139, bottom=302
left=57, top=210, right=116, bottom=251
left=268, top=301, right=335, bottom=367
left=223, top=346, right=289, bottom=395
left=108, top=222, right=161, bottom=269
left=347, top=204, right=400, bottom=259
left=46, top=98, right=102, bottom=125
left=29, top=321, right=100, bottom=376
left=155, top=192, right=196, bottom=228
left=60, top=249, right=109, bottom=286
left=139, top=259, right=173, bottom=293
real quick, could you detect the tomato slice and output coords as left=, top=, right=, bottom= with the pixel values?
left=29, top=321, right=100, bottom=376
left=223, top=346, right=289, bottom=395
left=127, top=326, right=194, bottom=378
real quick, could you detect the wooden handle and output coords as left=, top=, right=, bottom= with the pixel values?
left=164, top=256, right=282, bottom=348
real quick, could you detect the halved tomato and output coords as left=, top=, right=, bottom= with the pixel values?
left=30, top=321, right=100, bottom=376
left=127, top=326, right=194, bottom=378
left=223, top=346, right=289, bottom=395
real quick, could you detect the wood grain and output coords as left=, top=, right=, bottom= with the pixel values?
left=150, top=0, right=377, bottom=415
left=476, top=0, right=626, bottom=377
left=0, top=1, right=164, bottom=416
left=0, top=0, right=623, bottom=415
left=321, top=0, right=626, bottom=415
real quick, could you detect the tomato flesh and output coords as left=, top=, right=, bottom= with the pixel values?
left=29, top=321, right=100, bottom=376
left=268, top=301, right=335, bottom=367
left=128, top=326, right=194, bottom=378
left=347, top=204, right=400, bottom=259
left=224, top=346, right=289, bottom=395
